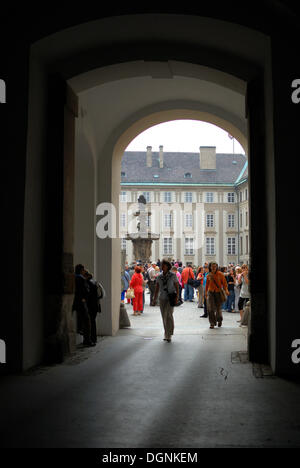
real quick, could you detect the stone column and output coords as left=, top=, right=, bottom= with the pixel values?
left=246, top=75, right=269, bottom=365
left=62, top=85, right=78, bottom=354
left=44, top=76, right=78, bottom=364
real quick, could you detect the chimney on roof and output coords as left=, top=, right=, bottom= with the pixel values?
left=159, top=145, right=164, bottom=168
left=146, top=146, right=152, bottom=168
left=200, top=146, right=216, bottom=170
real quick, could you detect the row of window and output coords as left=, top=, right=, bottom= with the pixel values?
left=121, top=236, right=249, bottom=256
left=120, top=191, right=238, bottom=204
left=120, top=212, right=248, bottom=229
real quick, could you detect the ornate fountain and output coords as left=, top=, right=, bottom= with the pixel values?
left=126, top=195, right=160, bottom=263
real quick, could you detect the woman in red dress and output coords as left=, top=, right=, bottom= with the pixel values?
left=129, top=266, right=144, bottom=316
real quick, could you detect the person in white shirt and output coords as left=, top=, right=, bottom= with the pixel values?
left=148, top=262, right=159, bottom=306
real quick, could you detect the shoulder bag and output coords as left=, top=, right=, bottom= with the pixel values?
left=211, top=275, right=227, bottom=302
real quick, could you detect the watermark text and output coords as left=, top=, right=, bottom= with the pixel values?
left=291, top=339, right=300, bottom=364
left=291, top=79, right=300, bottom=104
left=0, top=79, right=6, bottom=103
left=0, top=339, right=6, bottom=364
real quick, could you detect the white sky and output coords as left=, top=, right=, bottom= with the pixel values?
left=126, top=120, right=245, bottom=154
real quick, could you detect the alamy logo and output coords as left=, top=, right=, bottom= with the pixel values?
left=291, top=79, right=300, bottom=104
left=0, top=79, right=6, bottom=103
left=0, top=339, right=6, bottom=364
left=291, top=339, right=300, bottom=364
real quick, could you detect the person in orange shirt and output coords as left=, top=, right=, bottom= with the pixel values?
left=205, top=262, right=229, bottom=329
left=181, top=264, right=195, bottom=302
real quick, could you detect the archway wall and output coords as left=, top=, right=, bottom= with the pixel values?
left=21, top=14, right=276, bottom=372
left=74, top=125, right=96, bottom=272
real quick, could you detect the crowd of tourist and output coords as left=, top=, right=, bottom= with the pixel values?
left=123, top=259, right=250, bottom=339
left=73, top=259, right=250, bottom=347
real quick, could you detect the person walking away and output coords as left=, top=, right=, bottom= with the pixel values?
left=148, top=262, right=158, bottom=306
left=141, top=264, right=148, bottom=313
left=200, top=265, right=209, bottom=318
left=171, top=266, right=183, bottom=305
left=129, top=266, right=144, bottom=316
left=237, top=264, right=250, bottom=323
left=153, top=259, right=179, bottom=342
left=72, top=264, right=95, bottom=347
left=234, top=266, right=242, bottom=312
left=121, top=266, right=130, bottom=303
left=225, top=268, right=235, bottom=312
left=196, top=266, right=204, bottom=308
left=205, top=262, right=229, bottom=329
left=181, top=264, right=195, bottom=302
left=84, top=270, right=102, bottom=344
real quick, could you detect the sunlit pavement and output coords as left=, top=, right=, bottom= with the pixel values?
left=121, top=291, right=247, bottom=340
left=1, top=293, right=300, bottom=448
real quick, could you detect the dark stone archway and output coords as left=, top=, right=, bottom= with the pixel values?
left=1, top=6, right=299, bottom=379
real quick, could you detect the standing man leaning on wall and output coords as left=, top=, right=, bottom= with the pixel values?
left=72, top=265, right=95, bottom=347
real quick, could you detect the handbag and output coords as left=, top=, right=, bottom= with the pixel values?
left=168, top=292, right=177, bottom=307
left=126, top=288, right=135, bottom=299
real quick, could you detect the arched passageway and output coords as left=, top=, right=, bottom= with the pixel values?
left=8, top=13, right=282, bottom=377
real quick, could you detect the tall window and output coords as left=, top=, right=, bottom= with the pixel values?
left=120, top=213, right=126, bottom=228
left=246, top=211, right=248, bottom=227
left=240, top=192, right=243, bottom=202
left=142, top=192, right=151, bottom=203
left=206, top=214, right=214, bottom=228
left=240, top=212, right=243, bottom=228
left=164, top=192, right=172, bottom=203
left=206, top=237, right=215, bottom=255
left=240, top=236, right=243, bottom=255
left=228, top=214, right=235, bottom=228
left=121, top=238, right=127, bottom=252
left=185, top=238, right=194, bottom=255
left=164, top=213, right=173, bottom=228
left=185, top=213, right=193, bottom=227
left=246, top=235, right=249, bottom=254
left=206, top=192, right=214, bottom=203
left=163, top=237, right=173, bottom=255
left=227, top=237, right=236, bottom=255
left=245, top=188, right=248, bottom=200
left=120, top=191, right=127, bottom=202
left=227, top=192, right=235, bottom=203
left=185, top=192, right=193, bottom=203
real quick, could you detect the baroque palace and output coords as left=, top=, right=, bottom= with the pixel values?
left=120, top=146, right=249, bottom=267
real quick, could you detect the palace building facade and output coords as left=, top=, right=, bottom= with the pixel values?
left=120, top=146, right=249, bottom=266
